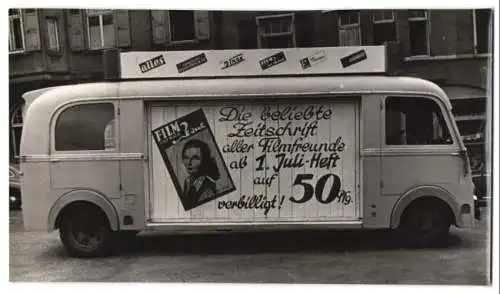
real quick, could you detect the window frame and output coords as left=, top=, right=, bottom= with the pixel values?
left=337, top=11, right=361, bottom=46
left=9, top=9, right=25, bottom=54
left=46, top=16, right=61, bottom=52
left=372, top=10, right=395, bottom=24
left=168, top=10, right=197, bottom=44
left=382, top=95, right=458, bottom=148
left=408, top=10, right=428, bottom=21
left=256, top=13, right=296, bottom=49
left=151, top=10, right=210, bottom=46
left=51, top=101, right=119, bottom=154
left=372, top=10, right=397, bottom=45
left=472, top=9, right=492, bottom=55
left=408, top=10, right=430, bottom=56
left=86, top=9, right=115, bottom=50
left=10, top=103, right=25, bottom=159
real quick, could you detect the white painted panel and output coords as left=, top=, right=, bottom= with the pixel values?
left=51, top=161, right=119, bottom=199
left=213, top=105, right=230, bottom=220
left=120, top=46, right=387, bottom=79
left=277, top=103, right=293, bottom=219
left=149, top=99, right=359, bottom=222
left=236, top=103, right=256, bottom=221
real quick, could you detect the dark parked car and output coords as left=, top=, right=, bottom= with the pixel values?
left=9, top=164, right=21, bottom=210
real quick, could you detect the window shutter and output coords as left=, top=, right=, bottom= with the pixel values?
left=68, top=9, right=85, bottom=51
left=194, top=11, right=210, bottom=40
left=114, top=10, right=131, bottom=47
left=23, top=9, right=40, bottom=51
left=339, top=27, right=360, bottom=46
left=164, top=11, right=172, bottom=44
left=151, top=10, right=171, bottom=44
left=339, top=29, right=346, bottom=46
left=351, top=28, right=361, bottom=45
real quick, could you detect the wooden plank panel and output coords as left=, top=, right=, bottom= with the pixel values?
left=148, top=100, right=359, bottom=223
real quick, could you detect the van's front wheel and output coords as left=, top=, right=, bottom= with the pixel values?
left=59, top=207, right=114, bottom=258
left=397, top=200, right=452, bottom=247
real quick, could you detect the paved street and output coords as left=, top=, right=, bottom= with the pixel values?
left=9, top=209, right=491, bottom=284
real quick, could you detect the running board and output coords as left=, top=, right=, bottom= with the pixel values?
left=144, top=220, right=364, bottom=233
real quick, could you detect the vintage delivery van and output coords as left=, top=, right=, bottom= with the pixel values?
left=20, top=45, right=476, bottom=257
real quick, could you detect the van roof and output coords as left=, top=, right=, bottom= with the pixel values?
left=23, top=75, right=451, bottom=110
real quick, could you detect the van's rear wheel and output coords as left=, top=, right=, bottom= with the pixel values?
left=398, top=200, right=452, bottom=247
left=59, top=207, right=114, bottom=258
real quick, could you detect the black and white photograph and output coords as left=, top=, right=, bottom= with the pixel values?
left=152, top=108, right=236, bottom=211
left=5, top=1, right=498, bottom=293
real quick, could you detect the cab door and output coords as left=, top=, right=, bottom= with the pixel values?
left=380, top=95, right=468, bottom=198
left=360, top=94, right=383, bottom=228
left=118, top=100, right=146, bottom=230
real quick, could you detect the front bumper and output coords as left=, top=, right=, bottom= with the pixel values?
left=473, top=195, right=487, bottom=220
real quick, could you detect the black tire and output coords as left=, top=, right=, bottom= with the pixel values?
left=397, top=201, right=452, bottom=247
left=9, top=188, right=21, bottom=211
left=59, top=206, right=115, bottom=258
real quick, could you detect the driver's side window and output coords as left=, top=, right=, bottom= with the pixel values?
left=385, top=96, right=453, bottom=145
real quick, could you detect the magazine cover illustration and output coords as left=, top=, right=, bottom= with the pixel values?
left=152, top=109, right=236, bottom=211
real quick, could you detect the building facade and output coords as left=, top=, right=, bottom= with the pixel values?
left=9, top=9, right=493, bottom=189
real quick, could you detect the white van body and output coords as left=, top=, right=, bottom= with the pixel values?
left=20, top=45, right=475, bottom=257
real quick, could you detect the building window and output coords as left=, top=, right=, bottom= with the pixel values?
left=373, top=10, right=394, bottom=23
left=87, top=9, right=115, bottom=49
left=338, top=11, right=361, bottom=46
left=151, top=10, right=210, bottom=45
left=46, top=17, right=60, bottom=51
left=256, top=13, right=296, bottom=49
left=238, top=18, right=258, bottom=49
left=170, top=10, right=196, bottom=42
left=55, top=103, right=116, bottom=151
left=408, top=10, right=429, bottom=56
left=373, top=10, right=396, bottom=45
left=10, top=103, right=24, bottom=158
left=9, top=9, right=25, bottom=52
left=385, top=97, right=452, bottom=145
left=474, top=9, right=492, bottom=54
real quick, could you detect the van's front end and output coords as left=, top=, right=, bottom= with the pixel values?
left=454, top=149, right=478, bottom=228
left=447, top=100, right=478, bottom=227
left=377, top=79, right=478, bottom=247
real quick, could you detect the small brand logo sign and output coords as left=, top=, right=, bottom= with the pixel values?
left=300, top=50, right=327, bottom=70
left=340, top=49, right=367, bottom=68
left=176, top=53, right=208, bottom=73
left=139, top=55, right=166, bottom=73
left=259, top=51, right=287, bottom=70
left=220, top=53, right=245, bottom=70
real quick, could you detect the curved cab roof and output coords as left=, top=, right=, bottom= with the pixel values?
left=24, top=75, right=451, bottom=112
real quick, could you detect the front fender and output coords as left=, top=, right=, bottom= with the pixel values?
left=47, top=189, right=120, bottom=232
left=390, top=185, right=461, bottom=228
